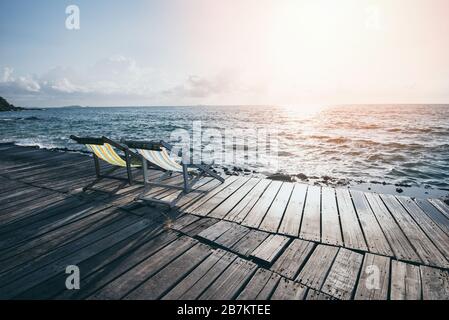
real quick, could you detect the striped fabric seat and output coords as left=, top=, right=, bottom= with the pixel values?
left=87, top=143, right=140, bottom=167
left=137, top=148, right=186, bottom=172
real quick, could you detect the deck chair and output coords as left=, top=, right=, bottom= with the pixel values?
left=122, top=139, right=224, bottom=207
left=70, top=135, right=141, bottom=191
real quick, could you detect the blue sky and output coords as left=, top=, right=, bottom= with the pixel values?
left=1, top=0, right=449, bottom=107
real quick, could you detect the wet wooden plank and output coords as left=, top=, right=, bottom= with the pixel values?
left=271, top=278, right=308, bottom=300
left=259, top=183, right=294, bottom=233
left=250, top=234, right=290, bottom=265
left=351, top=190, right=393, bottom=256
left=321, top=187, right=343, bottom=246
left=299, top=185, right=321, bottom=242
left=241, top=180, right=282, bottom=228
left=277, top=184, right=307, bottom=237
left=397, top=196, right=449, bottom=260
left=420, top=266, right=449, bottom=300
left=381, top=194, right=449, bottom=268
left=163, top=251, right=237, bottom=300
left=225, top=179, right=271, bottom=223
left=208, top=178, right=260, bottom=219
left=390, top=260, right=422, bottom=300
left=428, top=199, right=449, bottom=220
left=271, top=239, right=315, bottom=279
left=124, top=243, right=213, bottom=299
left=415, top=198, right=449, bottom=237
left=237, top=268, right=281, bottom=300
left=354, top=253, right=390, bottom=300
left=365, top=192, right=421, bottom=263
left=199, top=258, right=257, bottom=300
left=296, top=245, right=339, bottom=290
left=336, top=188, right=368, bottom=251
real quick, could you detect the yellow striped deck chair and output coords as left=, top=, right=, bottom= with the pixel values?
left=70, top=135, right=141, bottom=190
left=122, top=139, right=224, bottom=207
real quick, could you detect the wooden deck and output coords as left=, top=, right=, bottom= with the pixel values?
left=0, top=143, right=448, bottom=300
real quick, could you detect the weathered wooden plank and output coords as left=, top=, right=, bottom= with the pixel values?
left=390, top=260, right=422, bottom=300
left=225, top=179, right=271, bottom=223
left=354, top=253, right=390, bottom=300
left=188, top=177, right=248, bottom=216
left=397, top=196, right=449, bottom=260
left=336, top=188, right=368, bottom=251
left=365, top=192, right=421, bottom=262
left=56, top=231, right=180, bottom=300
left=0, top=217, right=157, bottom=299
left=271, top=278, right=308, bottom=300
left=428, top=199, right=449, bottom=220
left=163, top=251, right=237, bottom=300
left=16, top=226, right=170, bottom=299
left=241, top=180, right=282, bottom=228
left=415, top=198, right=449, bottom=237
left=277, top=184, right=307, bottom=237
left=321, top=187, right=343, bottom=246
left=351, top=190, right=393, bottom=256
left=179, top=217, right=219, bottom=237
left=299, top=185, right=321, bottom=242
left=231, top=229, right=270, bottom=257
left=381, top=194, right=449, bottom=268
left=169, top=214, right=201, bottom=232
left=271, top=239, right=315, bottom=279
left=322, top=248, right=363, bottom=300
left=250, top=234, right=290, bottom=265
left=296, top=245, right=339, bottom=290
left=181, top=176, right=238, bottom=214
left=199, top=258, right=258, bottom=300
left=88, top=237, right=198, bottom=300
left=175, top=178, right=228, bottom=210
left=420, top=266, right=449, bottom=300
left=161, top=249, right=228, bottom=300
left=124, top=243, right=213, bottom=299
left=213, top=223, right=251, bottom=249
left=197, top=220, right=234, bottom=242
left=208, top=178, right=260, bottom=219
left=237, top=268, right=281, bottom=300
left=259, top=183, right=294, bottom=233
left=305, top=289, right=336, bottom=300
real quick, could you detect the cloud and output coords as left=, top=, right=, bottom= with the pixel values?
left=0, top=56, right=264, bottom=106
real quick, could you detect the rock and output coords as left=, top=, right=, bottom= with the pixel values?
left=294, top=173, right=308, bottom=180
left=267, top=173, right=293, bottom=182
left=396, top=188, right=403, bottom=193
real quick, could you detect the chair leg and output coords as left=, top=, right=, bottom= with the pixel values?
left=125, top=150, right=133, bottom=185
left=93, top=154, right=101, bottom=178
left=182, top=164, right=190, bottom=193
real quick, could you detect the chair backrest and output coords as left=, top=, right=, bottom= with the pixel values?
left=70, top=135, right=127, bottom=167
left=137, top=148, right=183, bottom=172
left=87, top=143, right=127, bottom=167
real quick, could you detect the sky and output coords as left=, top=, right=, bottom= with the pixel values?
left=0, top=0, right=448, bottom=107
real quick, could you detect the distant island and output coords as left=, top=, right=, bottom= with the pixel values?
left=0, top=96, right=42, bottom=111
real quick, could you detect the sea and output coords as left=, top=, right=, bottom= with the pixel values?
left=1, top=104, right=448, bottom=197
